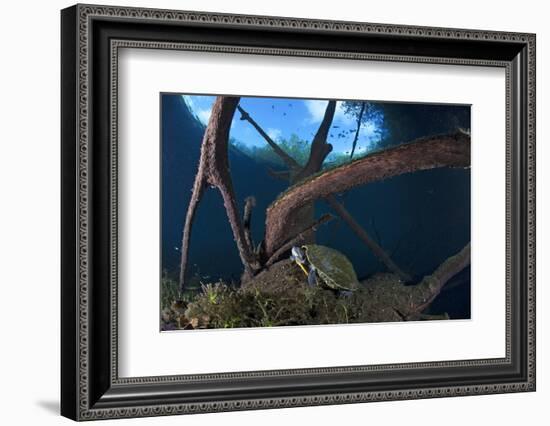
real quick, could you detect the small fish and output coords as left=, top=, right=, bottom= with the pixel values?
left=332, top=125, right=340, bottom=128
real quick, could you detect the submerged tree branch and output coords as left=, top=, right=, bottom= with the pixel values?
left=238, top=101, right=409, bottom=276
left=237, top=105, right=301, bottom=171
left=179, top=96, right=258, bottom=291
left=295, top=101, right=336, bottom=181
left=265, top=213, right=334, bottom=267
left=325, top=195, right=411, bottom=282
left=243, top=196, right=256, bottom=253
left=349, top=102, right=366, bottom=160
left=411, top=243, right=471, bottom=316
left=264, top=131, right=471, bottom=257
left=267, top=167, right=291, bottom=181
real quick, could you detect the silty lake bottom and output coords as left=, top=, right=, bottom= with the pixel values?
left=160, top=93, right=471, bottom=331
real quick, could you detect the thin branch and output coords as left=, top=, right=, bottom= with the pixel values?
left=265, top=214, right=334, bottom=267
left=371, top=216, right=383, bottom=246
left=325, top=195, right=411, bottom=282
left=267, top=167, right=291, bottom=181
left=237, top=105, right=301, bottom=170
left=178, top=175, right=206, bottom=289
left=350, top=102, right=366, bottom=160
left=243, top=196, right=256, bottom=252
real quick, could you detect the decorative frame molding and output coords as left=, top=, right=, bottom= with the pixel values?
left=61, top=3, right=535, bottom=421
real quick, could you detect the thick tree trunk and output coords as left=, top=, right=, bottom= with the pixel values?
left=238, top=102, right=409, bottom=275
left=294, top=101, right=335, bottom=181
left=264, top=131, right=470, bottom=258
left=282, top=101, right=336, bottom=248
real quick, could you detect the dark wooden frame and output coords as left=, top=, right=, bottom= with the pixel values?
left=61, top=3, right=536, bottom=421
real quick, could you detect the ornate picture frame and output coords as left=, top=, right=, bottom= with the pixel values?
left=61, top=4, right=535, bottom=420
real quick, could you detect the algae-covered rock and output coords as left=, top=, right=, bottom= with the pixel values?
left=161, top=259, right=453, bottom=330
left=181, top=261, right=356, bottom=328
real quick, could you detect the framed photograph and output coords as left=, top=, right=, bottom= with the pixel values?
left=61, top=4, right=536, bottom=421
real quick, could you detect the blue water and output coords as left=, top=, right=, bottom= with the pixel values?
left=161, top=94, right=471, bottom=319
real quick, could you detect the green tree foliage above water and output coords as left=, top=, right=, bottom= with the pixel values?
left=374, top=103, right=470, bottom=149
left=231, top=133, right=364, bottom=170
left=340, top=101, right=385, bottom=159
left=340, top=101, right=470, bottom=151
left=340, top=101, right=384, bottom=134
left=230, top=102, right=469, bottom=174
left=232, top=134, right=309, bottom=167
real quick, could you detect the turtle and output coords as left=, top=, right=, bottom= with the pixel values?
left=290, top=245, right=360, bottom=292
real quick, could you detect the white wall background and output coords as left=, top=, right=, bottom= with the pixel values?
left=0, top=0, right=546, bottom=424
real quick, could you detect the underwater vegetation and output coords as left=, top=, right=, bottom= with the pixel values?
left=161, top=244, right=468, bottom=330
left=161, top=95, right=471, bottom=331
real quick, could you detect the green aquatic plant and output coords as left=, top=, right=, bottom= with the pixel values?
left=160, top=276, right=182, bottom=311
left=176, top=262, right=380, bottom=329
left=184, top=282, right=253, bottom=329
left=202, top=283, right=221, bottom=305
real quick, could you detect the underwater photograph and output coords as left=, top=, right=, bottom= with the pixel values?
left=160, top=93, right=471, bottom=331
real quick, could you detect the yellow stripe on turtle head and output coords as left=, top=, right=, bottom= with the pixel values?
left=296, top=262, right=309, bottom=277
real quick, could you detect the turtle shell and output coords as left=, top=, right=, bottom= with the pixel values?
left=303, top=244, right=360, bottom=291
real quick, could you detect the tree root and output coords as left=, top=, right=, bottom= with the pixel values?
left=178, top=96, right=259, bottom=291
left=264, top=131, right=470, bottom=257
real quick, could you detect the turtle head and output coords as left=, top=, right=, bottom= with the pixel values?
left=290, top=246, right=306, bottom=264
left=290, top=246, right=309, bottom=278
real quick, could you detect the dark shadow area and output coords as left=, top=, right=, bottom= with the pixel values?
left=36, top=400, right=59, bottom=416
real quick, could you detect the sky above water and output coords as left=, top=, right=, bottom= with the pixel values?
left=182, top=95, right=383, bottom=155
